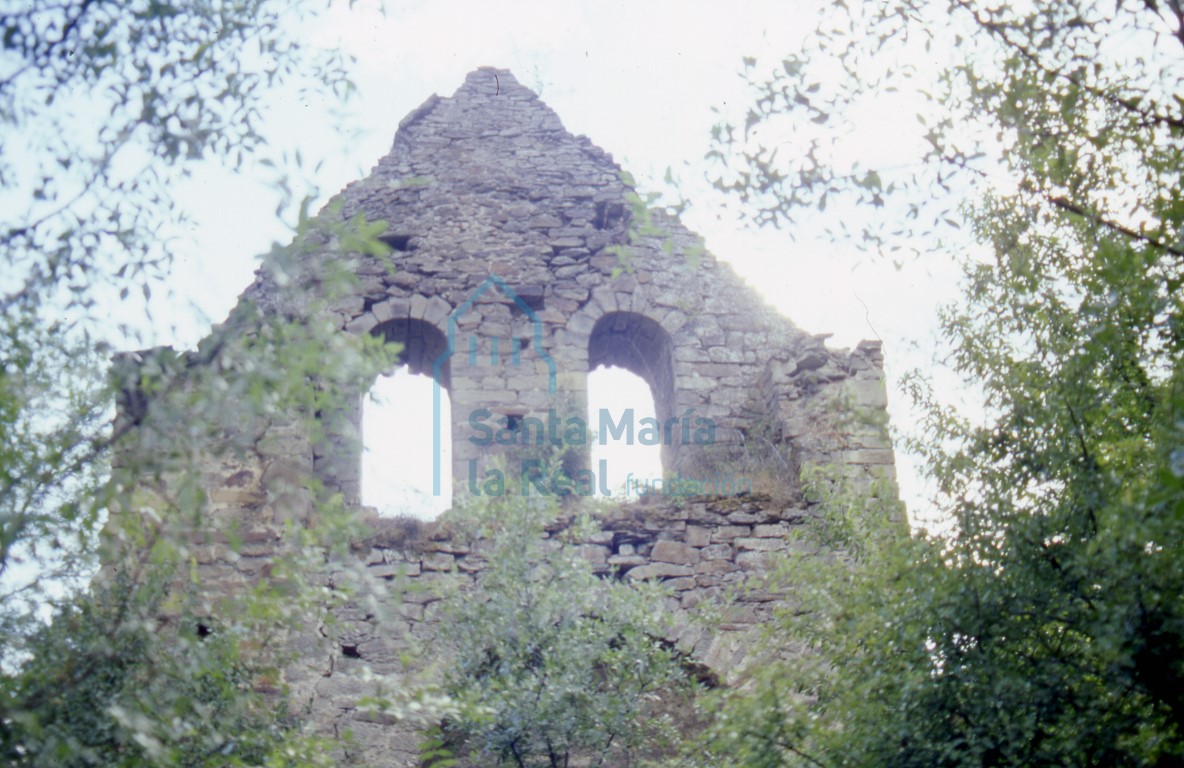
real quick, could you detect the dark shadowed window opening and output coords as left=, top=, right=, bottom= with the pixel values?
left=379, top=233, right=415, bottom=252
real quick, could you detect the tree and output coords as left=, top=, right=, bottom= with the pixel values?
left=1, top=574, right=339, bottom=767
left=0, top=2, right=395, bottom=763
left=0, top=0, right=358, bottom=653
left=427, top=493, right=687, bottom=768
left=699, top=1, right=1184, bottom=765
left=1, top=0, right=355, bottom=313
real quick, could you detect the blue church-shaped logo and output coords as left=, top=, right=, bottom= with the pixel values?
left=431, top=276, right=557, bottom=495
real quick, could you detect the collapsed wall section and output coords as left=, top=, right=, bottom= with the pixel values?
left=106, top=66, right=903, bottom=767
left=256, top=493, right=829, bottom=766
left=226, top=67, right=897, bottom=503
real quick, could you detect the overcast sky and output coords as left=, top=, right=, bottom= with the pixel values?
left=152, top=0, right=967, bottom=523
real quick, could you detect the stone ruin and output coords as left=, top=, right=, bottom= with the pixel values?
left=109, top=68, right=901, bottom=765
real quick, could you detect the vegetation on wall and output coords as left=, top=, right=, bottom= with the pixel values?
left=425, top=492, right=688, bottom=768
left=0, top=1, right=398, bottom=763
left=5, top=0, right=1182, bottom=765
left=0, top=574, right=341, bottom=767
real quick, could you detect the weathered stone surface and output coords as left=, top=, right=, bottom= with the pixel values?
left=372, top=297, right=409, bottom=323
left=699, top=543, right=734, bottom=560
left=712, top=525, right=752, bottom=541
left=109, top=67, right=903, bottom=768
left=420, top=552, right=455, bottom=571
left=735, top=537, right=785, bottom=551
left=577, top=544, right=609, bottom=566
left=695, top=559, right=740, bottom=575
left=625, top=562, right=695, bottom=580
left=844, top=448, right=896, bottom=465
left=753, top=524, right=789, bottom=538
left=686, top=525, right=710, bottom=547
left=847, top=376, right=889, bottom=409
left=651, top=540, right=700, bottom=565
left=736, top=551, right=774, bottom=570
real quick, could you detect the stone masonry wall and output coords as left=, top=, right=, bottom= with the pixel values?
left=181, top=488, right=823, bottom=767
left=226, top=67, right=897, bottom=503
left=331, top=494, right=812, bottom=765
left=109, top=67, right=902, bottom=767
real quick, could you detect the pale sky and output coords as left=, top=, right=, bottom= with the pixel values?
left=150, top=0, right=968, bottom=523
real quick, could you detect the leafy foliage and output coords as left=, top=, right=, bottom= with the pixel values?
left=0, top=0, right=365, bottom=653
left=0, top=574, right=337, bottom=767
left=0, top=312, right=109, bottom=649
left=0, top=1, right=398, bottom=764
left=702, top=1, right=1184, bottom=766
left=429, top=494, right=687, bottom=768
left=1, top=0, right=355, bottom=312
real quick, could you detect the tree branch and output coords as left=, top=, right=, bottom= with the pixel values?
left=957, top=0, right=1184, bottom=134
left=1045, top=194, right=1184, bottom=258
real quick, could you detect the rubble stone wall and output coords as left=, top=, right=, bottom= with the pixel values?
left=294, top=493, right=820, bottom=765
left=229, top=67, right=897, bottom=501
left=109, top=67, right=902, bottom=767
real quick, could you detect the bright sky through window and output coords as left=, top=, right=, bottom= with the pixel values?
left=587, top=365, right=663, bottom=499
left=362, top=367, right=452, bottom=519
left=140, top=0, right=970, bottom=524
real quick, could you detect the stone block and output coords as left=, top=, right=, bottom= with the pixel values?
left=590, top=286, right=618, bottom=313
left=651, top=540, right=699, bottom=565
left=577, top=544, right=609, bottom=566
left=345, top=312, right=378, bottom=335
left=847, top=376, right=889, bottom=409
left=372, top=297, right=411, bottom=323
left=699, top=543, right=734, bottom=561
left=695, top=559, right=739, bottom=575
left=424, top=296, right=451, bottom=326
left=736, top=550, right=773, bottom=571
left=686, top=525, right=710, bottom=548
left=366, top=563, right=402, bottom=579
left=209, top=487, right=265, bottom=506
left=421, top=552, right=455, bottom=572
left=735, top=537, right=785, bottom=551
left=753, top=524, right=789, bottom=538
left=456, top=556, right=489, bottom=573
left=844, top=448, right=896, bottom=465
left=409, top=294, right=429, bottom=321
left=625, top=562, right=694, bottom=580
left=711, top=525, right=751, bottom=541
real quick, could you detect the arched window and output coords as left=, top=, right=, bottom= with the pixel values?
left=587, top=365, right=662, bottom=498
left=362, top=367, right=451, bottom=518
left=361, top=318, right=452, bottom=519
left=587, top=312, right=676, bottom=498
